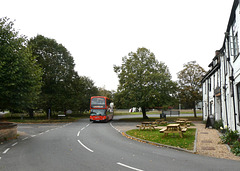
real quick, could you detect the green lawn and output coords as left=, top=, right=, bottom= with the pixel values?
left=0, top=112, right=89, bottom=123
left=126, top=128, right=196, bottom=150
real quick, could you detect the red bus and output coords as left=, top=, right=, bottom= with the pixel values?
left=90, top=96, right=114, bottom=122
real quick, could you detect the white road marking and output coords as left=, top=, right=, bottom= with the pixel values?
left=77, top=140, right=94, bottom=153
left=110, top=123, right=121, bottom=132
left=3, top=148, right=10, bottom=154
left=77, top=131, right=80, bottom=137
left=22, top=137, right=28, bottom=141
left=12, top=142, right=18, bottom=147
left=31, top=135, right=36, bottom=137
left=117, top=162, right=144, bottom=171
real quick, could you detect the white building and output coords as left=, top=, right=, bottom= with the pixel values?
left=202, top=0, right=240, bottom=131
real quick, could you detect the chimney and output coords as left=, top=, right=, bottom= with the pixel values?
left=215, top=50, right=220, bottom=56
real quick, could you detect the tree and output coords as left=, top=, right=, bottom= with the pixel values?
left=114, top=47, right=177, bottom=118
left=177, top=61, right=206, bottom=117
left=70, top=75, right=98, bottom=114
left=28, top=35, right=76, bottom=115
left=98, top=86, right=114, bottom=100
left=0, top=17, right=42, bottom=113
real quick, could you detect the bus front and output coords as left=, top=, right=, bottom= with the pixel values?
left=90, top=96, right=108, bottom=122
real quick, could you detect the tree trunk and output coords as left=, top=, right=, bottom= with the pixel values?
left=142, top=107, right=148, bottom=119
left=193, top=101, right=197, bottom=117
left=46, top=107, right=52, bottom=119
left=28, top=109, right=34, bottom=118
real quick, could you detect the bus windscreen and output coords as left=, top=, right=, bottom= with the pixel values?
left=91, top=97, right=105, bottom=108
left=90, top=109, right=106, bottom=116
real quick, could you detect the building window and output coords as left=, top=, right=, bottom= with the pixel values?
left=237, top=83, right=240, bottom=122
left=205, top=82, right=207, bottom=94
left=213, top=74, right=215, bottom=90
left=208, top=78, right=211, bottom=92
left=230, top=22, right=239, bottom=59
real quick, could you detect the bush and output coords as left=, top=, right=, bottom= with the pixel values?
left=231, top=139, right=240, bottom=156
left=213, top=119, right=223, bottom=130
left=220, top=128, right=239, bottom=145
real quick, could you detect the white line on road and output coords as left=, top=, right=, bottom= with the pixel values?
left=77, top=140, right=94, bottom=153
left=110, top=123, right=121, bottom=132
left=77, top=131, right=80, bottom=137
left=22, top=137, right=28, bottom=141
left=12, top=142, right=18, bottom=147
left=117, top=162, right=144, bottom=171
left=3, top=148, right=10, bottom=154
left=80, top=123, right=90, bottom=131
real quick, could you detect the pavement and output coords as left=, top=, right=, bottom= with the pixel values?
left=111, top=121, right=240, bottom=161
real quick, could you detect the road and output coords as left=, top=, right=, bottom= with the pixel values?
left=0, top=117, right=239, bottom=171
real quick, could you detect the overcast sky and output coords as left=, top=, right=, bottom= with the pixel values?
left=1, top=0, right=234, bottom=91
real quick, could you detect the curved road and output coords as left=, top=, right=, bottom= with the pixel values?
left=0, top=118, right=239, bottom=171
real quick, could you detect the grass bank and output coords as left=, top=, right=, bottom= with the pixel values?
left=0, top=112, right=89, bottom=123
left=114, top=109, right=202, bottom=115
left=126, top=128, right=196, bottom=150
left=118, top=116, right=203, bottom=122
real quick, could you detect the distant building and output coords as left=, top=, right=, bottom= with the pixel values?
left=202, top=0, right=240, bottom=131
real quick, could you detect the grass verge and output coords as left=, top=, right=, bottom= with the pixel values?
left=126, top=128, right=196, bottom=150
left=0, top=113, right=90, bottom=123
left=119, top=116, right=202, bottom=122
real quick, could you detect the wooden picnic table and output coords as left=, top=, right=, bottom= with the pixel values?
left=137, top=122, right=155, bottom=131
left=177, top=118, right=191, bottom=126
left=153, top=119, right=167, bottom=125
left=160, top=124, right=187, bottom=138
left=176, top=120, right=187, bottom=127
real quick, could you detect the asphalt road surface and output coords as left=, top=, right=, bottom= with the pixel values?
left=0, top=117, right=239, bottom=171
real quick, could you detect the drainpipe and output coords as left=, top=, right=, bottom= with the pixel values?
left=220, top=53, right=223, bottom=120
left=224, top=32, right=230, bottom=127
left=229, top=64, right=237, bottom=130
left=225, top=32, right=237, bottom=130
left=223, top=84, right=229, bottom=127
left=207, top=79, right=210, bottom=118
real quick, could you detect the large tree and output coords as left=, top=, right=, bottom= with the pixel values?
left=70, top=75, right=98, bottom=113
left=28, top=35, right=76, bottom=115
left=177, top=61, right=206, bottom=117
left=114, top=47, right=177, bottom=118
left=0, top=17, right=42, bottom=113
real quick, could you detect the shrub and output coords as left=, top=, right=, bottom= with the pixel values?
left=220, top=128, right=239, bottom=145
left=231, top=139, right=240, bottom=156
left=213, top=119, right=223, bottom=130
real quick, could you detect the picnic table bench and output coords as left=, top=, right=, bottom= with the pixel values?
left=58, top=114, right=66, bottom=119
left=152, top=119, right=167, bottom=125
left=136, top=122, right=155, bottom=131
left=159, top=124, right=187, bottom=138
left=176, top=118, right=191, bottom=127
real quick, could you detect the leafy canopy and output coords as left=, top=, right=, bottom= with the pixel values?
left=114, top=47, right=177, bottom=118
left=177, top=61, right=206, bottom=117
left=0, top=17, right=42, bottom=112
left=28, top=35, right=76, bottom=113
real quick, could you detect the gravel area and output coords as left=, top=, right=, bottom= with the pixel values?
left=195, top=123, right=240, bottom=161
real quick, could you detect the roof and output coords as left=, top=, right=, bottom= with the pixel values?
left=204, top=0, right=238, bottom=79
